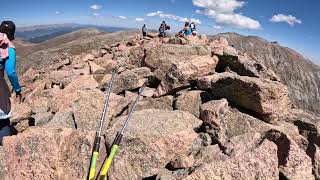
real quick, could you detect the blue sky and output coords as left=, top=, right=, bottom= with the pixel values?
left=0, top=0, right=319, bottom=64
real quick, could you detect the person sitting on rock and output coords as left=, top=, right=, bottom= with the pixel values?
left=142, top=24, right=147, bottom=37
left=183, top=22, right=192, bottom=36
left=190, top=22, right=196, bottom=32
left=0, top=21, right=22, bottom=144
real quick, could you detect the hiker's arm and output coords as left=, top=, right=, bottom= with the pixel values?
left=5, top=48, right=21, bottom=93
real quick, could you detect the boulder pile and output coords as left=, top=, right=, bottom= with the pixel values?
left=1, top=34, right=319, bottom=179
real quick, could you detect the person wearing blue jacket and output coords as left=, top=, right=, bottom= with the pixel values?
left=183, top=22, right=192, bottom=36
left=0, top=21, right=22, bottom=144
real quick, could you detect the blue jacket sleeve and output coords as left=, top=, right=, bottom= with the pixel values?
left=5, top=48, right=21, bottom=93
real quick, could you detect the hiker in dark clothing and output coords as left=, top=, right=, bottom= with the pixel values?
left=159, top=21, right=166, bottom=38
left=0, top=21, right=22, bottom=144
left=142, top=24, right=147, bottom=37
left=161, top=21, right=167, bottom=29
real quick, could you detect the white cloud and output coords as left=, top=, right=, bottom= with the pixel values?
left=146, top=11, right=202, bottom=24
left=55, top=11, right=60, bottom=15
left=192, top=0, right=261, bottom=30
left=193, top=0, right=244, bottom=13
left=270, top=14, right=302, bottom=26
left=190, top=18, right=202, bottom=24
left=195, top=9, right=202, bottom=14
left=214, top=12, right=261, bottom=29
left=135, top=18, right=144, bottom=22
left=213, top=25, right=222, bottom=29
left=118, top=16, right=127, bottom=20
left=93, top=13, right=100, bottom=17
left=90, top=4, right=103, bottom=10
left=147, top=11, right=163, bottom=17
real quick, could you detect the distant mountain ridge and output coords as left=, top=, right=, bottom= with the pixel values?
left=16, top=23, right=132, bottom=43
left=213, top=32, right=320, bottom=115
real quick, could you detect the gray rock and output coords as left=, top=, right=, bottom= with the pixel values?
left=45, top=111, right=76, bottom=129
left=32, top=112, right=54, bottom=126
left=128, top=96, right=174, bottom=112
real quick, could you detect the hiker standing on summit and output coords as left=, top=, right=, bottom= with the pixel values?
left=159, top=21, right=166, bottom=38
left=142, top=24, right=147, bottom=37
left=0, top=21, right=22, bottom=144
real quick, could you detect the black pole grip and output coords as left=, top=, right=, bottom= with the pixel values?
left=93, top=136, right=101, bottom=152
left=112, top=132, right=123, bottom=146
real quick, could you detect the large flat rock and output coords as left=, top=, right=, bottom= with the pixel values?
left=106, top=109, right=202, bottom=179
left=198, top=72, right=291, bottom=122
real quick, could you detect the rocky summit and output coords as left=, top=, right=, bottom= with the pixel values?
left=1, top=31, right=320, bottom=180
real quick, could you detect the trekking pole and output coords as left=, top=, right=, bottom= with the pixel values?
left=88, top=71, right=117, bottom=180
left=98, top=81, right=147, bottom=180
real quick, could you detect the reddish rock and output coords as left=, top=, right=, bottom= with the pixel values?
left=89, top=61, right=105, bottom=74
left=193, top=144, right=229, bottom=167
left=1, top=127, right=107, bottom=179
left=200, top=99, right=229, bottom=143
left=175, top=90, right=213, bottom=118
left=72, top=89, right=130, bottom=131
left=106, top=109, right=202, bottom=180
left=25, top=89, right=52, bottom=113
left=82, top=53, right=94, bottom=61
left=19, top=68, right=38, bottom=87
left=127, top=95, right=174, bottom=113
left=223, top=132, right=263, bottom=157
left=48, top=70, right=74, bottom=86
left=73, top=62, right=91, bottom=76
left=186, top=35, right=207, bottom=46
left=145, top=45, right=217, bottom=96
left=111, top=67, right=153, bottom=94
left=10, top=102, right=32, bottom=123
left=147, top=33, right=158, bottom=38
left=141, top=87, right=156, bottom=97
left=50, top=75, right=99, bottom=112
left=168, top=37, right=188, bottom=45
left=128, top=46, right=145, bottom=66
left=198, top=72, right=291, bottom=122
left=216, top=53, right=280, bottom=81
left=265, top=130, right=314, bottom=180
left=185, top=138, right=279, bottom=180
left=93, top=57, right=118, bottom=72
left=168, top=154, right=195, bottom=169
left=209, top=37, right=237, bottom=56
